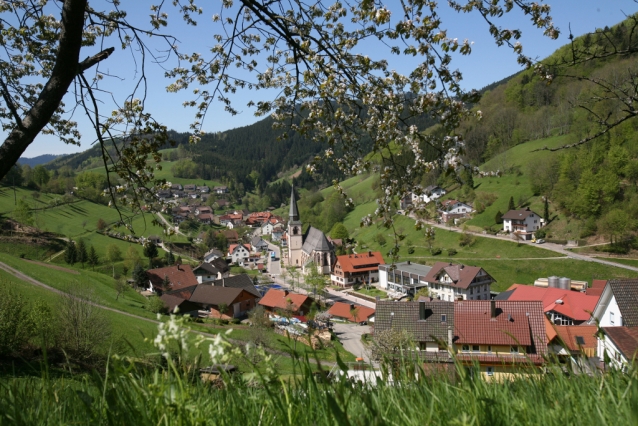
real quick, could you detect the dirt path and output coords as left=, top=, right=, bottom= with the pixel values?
left=21, top=258, right=79, bottom=274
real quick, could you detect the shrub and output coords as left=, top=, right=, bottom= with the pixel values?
left=230, top=318, right=241, bottom=325
left=145, top=295, right=168, bottom=314
left=459, top=232, right=475, bottom=247
left=534, top=228, right=546, bottom=239
left=447, top=248, right=457, bottom=256
left=431, top=247, right=442, bottom=256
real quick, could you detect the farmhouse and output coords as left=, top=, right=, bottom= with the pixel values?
left=502, top=207, right=543, bottom=240
left=146, top=264, right=198, bottom=293
left=438, top=200, right=474, bottom=223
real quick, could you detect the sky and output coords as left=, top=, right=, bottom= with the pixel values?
left=18, top=0, right=638, bottom=158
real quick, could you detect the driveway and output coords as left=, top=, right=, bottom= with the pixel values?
left=332, top=323, right=371, bottom=362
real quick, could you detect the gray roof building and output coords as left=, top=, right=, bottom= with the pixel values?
left=302, top=226, right=332, bottom=255
left=375, top=300, right=454, bottom=344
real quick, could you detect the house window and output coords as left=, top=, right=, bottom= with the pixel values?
left=441, top=314, right=446, bottom=322
left=610, top=312, right=615, bottom=325
left=615, top=351, right=622, bottom=362
left=477, top=296, right=481, bottom=300
left=462, top=345, right=470, bottom=352
left=510, top=346, right=519, bottom=354
left=472, top=345, right=479, bottom=352
left=487, top=345, right=492, bottom=353
left=487, top=367, right=494, bottom=377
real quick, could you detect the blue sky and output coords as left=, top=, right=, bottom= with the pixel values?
left=20, top=0, right=638, bottom=158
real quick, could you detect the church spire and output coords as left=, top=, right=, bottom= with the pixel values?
left=289, top=186, right=299, bottom=222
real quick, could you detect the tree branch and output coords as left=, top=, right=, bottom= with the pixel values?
left=78, top=47, right=115, bottom=73
left=0, top=0, right=89, bottom=181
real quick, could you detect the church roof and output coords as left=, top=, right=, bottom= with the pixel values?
left=302, top=226, right=332, bottom=254
left=289, top=186, right=299, bottom=221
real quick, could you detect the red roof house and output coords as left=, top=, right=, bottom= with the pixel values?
left=147, top=264, right=198, bottom=293
left=327, top=302, right=375, bottom=323
left=501, top=284, right=599, bottom=325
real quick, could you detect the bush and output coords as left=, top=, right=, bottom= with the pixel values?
left=534, top=228, right=546, bottom=239
left=447, top=248, right=457, bottom=256
left=459, top=232, right=475, bottom=247
left=230, top=318, right=241, bottom=325
left=431, top=247, right=442, bottom=256
left=145, top=295, right=168, bottom=314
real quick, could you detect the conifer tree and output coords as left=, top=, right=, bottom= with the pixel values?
left=87, top=245, right=99, bottom=270
left=132, top=263, right=147, bottom=289
left=508, top=196, right=516, bottom=211
left=64, top=241, right=77, bottom=265
left=76, top=239, right=88, bottom=267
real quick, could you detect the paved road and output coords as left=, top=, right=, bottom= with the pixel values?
left=266, top=242, right=281, bottom=275
left=408, top=215, right=638, bottom=273
left=332, top=323, right=372, bottom=362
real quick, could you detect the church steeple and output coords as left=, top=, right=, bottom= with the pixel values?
left=289, top=186, right=299, bottom=222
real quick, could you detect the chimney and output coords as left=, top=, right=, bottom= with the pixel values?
left=460, top=264, right=464, bottom=270
left=368, top=251, right=372, bottom=256
left=284, top=290, right=289, bottom=296
left=490, top=300, right=496, bottom=318
left=222, top=278, right=225, bottom=287
left=350, top=304, right=355, bottom=311
left=407, top=260, right=411, bottom=265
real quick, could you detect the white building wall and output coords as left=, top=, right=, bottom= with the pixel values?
left=379, top=269, right=388, bottom=290
left=598, top=295, right=621, bottom=327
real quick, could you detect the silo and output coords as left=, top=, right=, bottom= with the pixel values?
left=559, top=277, right=571, bottom=290
left=548, top=276, right=559, bottom=288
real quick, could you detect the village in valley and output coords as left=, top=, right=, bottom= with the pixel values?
left=136, top=184, right=638, bottom=381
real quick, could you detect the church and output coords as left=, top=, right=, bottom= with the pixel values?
left=287, top=187, right=336, bottom=274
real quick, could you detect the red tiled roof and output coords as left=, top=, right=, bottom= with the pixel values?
left=327, top=302, right=375, bottom=322
left=454, top=301, right=547, bottom=356
left=423, top=262, right=492, bottom=290
left=147, top=264, right=198, bottom=291
left=335, top=252, right=385, bottom=273
left=229, top=244, right=251, bottom=254
left=551, top=325, right=598, bottom=351
left=505, top=284, right=599, bottom=322
left=586, top=280, right=607, bottom=297
left=258, top=289, right=310, bottom=313
left=198, top=213, right=214, bottom=220
left=601, top=326, right=638, bottom=360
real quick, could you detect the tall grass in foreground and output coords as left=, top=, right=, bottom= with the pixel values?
left=1, top=317, right=637, bottom=425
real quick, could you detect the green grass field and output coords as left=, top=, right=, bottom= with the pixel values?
left=594, top=257, right=638, bottom=268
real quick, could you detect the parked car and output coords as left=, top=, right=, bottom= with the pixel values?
left=536, top=239, right=545, bottom=244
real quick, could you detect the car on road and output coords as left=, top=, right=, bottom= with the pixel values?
left=536, top=239, right=545, bottom=244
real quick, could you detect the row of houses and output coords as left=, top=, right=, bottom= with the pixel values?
left=375, top=278, right=638, bottom=376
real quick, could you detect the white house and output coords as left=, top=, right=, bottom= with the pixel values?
left=228, top=244, right=251, bottom=265
left=203, top=248, right=224, bottom=263
left=438, top=200, right=474, bottom=223
left=598, top=327, right=638, bottom=371
left=590, top=279, right=638, bottom=328
left=422, top=262, right=495, bottom=302
left=502, top=207, right=543, bottom=240
left=261, top=222, right=274, bottom=236
left=412, top=185, right=447, bottom=204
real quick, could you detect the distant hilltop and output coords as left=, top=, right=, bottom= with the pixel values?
left=18, top=154, right=66, bottom=167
